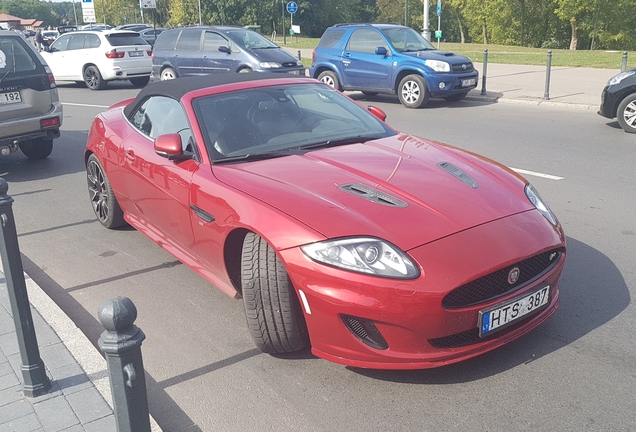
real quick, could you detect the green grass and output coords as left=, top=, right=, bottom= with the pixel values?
left=275, top=36, right=633, bottom=70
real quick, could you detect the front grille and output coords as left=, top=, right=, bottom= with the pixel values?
left=442, top=249, right=562, bottom=309
left=282, top=62, right=298, bottom=68
left=452, top=63, right=474, bottom=73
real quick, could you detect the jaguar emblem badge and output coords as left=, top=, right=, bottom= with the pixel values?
left=508, top=267, right=520, bottom=284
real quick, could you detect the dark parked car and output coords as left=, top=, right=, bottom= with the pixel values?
left=598, top=68, right=636, bottom=133
left=84, top=73, right=565, bottom=369
left=151, top=26, right=304, bottom=80
left=309, top=23, right=479, bottom=108
left=138, top=28, right=165, bottom=47
left=0, top=30, right=62, bottom=159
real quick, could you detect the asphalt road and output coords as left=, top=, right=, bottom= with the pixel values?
left=1, top=82, right=634, bottom=431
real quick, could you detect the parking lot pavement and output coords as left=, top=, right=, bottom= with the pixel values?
left=286, top=47, right=619, bottom=109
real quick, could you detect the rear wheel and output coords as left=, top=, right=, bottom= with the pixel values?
left=444, top=92, right=469, bottom=102
left=130, top=76, right=150, bottom=87
left=616, top=93, right=636, bottom=133
left=86, top=154, right=125, bottom=229
left=160, top=67, right=176, bottom=81
left=19, top=138, right=53, bottom=159
left=241, top=232, right=309, bottom=354
left=84, top=65, right=106, bottom=90
left=398, top=74, right=429, bottom=108
left=317, top=70, right=341, bottom=91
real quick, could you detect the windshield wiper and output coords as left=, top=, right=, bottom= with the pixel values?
left=212, top=149, right=306, bottom=164
left=300, top=134, right=386, bottom=151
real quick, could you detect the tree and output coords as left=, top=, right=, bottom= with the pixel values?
left=553, top=0, right=595, bottom=50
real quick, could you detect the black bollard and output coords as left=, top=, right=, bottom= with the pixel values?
left=0, top=178, right=51, bottom=397
left=622, top=52, right=628, bottom=72
left=298, top=50, right=301, bottom=61
left=98, top=297, right=151, bottom=432
left=544, top=50, right=552, bottom=100
left=481, top=49, right=488, bottom=95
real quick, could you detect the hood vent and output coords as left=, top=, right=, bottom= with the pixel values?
left=437, top=162, right=478, bottom=188
left=339, top=183, right=408, bottom=207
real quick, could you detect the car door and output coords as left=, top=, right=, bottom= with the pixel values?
left=41, top=34, right=72, bottom=78
left=173, top=29, right=203, bottom=76
left=63, top=34, right=93, bottom=79
left=201, top=31, right=236, bottom=74
left=340, top=29, right=393, bottom=91
left=124, top=95, right=198, bottom=252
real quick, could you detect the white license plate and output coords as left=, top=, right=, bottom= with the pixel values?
left=479, top=285, right=550, bottom=337
left=129, top=51, right=144, bottom=57
left=462, top=78, right=476, bottom=87
left=0, top=91, right=21, bottom=105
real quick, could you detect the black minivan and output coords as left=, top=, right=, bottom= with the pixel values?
left=151, top=26, right=305, bottom=80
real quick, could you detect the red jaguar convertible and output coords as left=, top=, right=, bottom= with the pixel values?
left=85, top=74, right=566, bottom=369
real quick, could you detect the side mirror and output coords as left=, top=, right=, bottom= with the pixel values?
left=375, top=46, right=388, bottom=57
left=154, top=134, right=192, bottom=161
left=218, top=45, right=231, bottom=54
left=367, top=105, right=387, bottom=122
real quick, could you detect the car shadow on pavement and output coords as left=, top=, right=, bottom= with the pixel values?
left=347, top=92, right=499, bottom=109
left=0, top=130, right=88, bottom=183
left=347, top=236, right=630, bottom=383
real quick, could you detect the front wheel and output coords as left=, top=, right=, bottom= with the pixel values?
left=130, top=76, right=150, bottom=87
left=238, top=68, right=253, bottom=73
left=84, top=65, right=106, bottom=90
left=317, top=70, right=341, bottom=91
left=241, top=232, right=309, bottom=354
left=86, top=154, right=125, bottom=229
left=616, top=93, right=636, bottom=133
left=398, top=74, right=429, bottom=108
left=19, top=138, right=53, bottom=159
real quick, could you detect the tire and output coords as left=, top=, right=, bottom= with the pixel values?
left=616, top=93, right=636, bottom=133
left=241, top=232, right=308, bottom=354
left=444, top=91, right=469, bottom=102
left=238, top=68, right=253, bottom=73
left=19, top=138, right=53, bottom=159
left=86, top=154, right=125, bottom=229
left=317, top=70, right=341, bottom=91
left=84, top=65, right=106, bottom=90
left=130, top=76, right=150, bottom=87
left=398, top=74, right=429, bottom=108
left=160, top=67, right=176, bottom=81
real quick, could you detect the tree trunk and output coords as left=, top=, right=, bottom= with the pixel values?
left=482, top=19, right=488, bottom=45
left=456, top=13, right=465, bottom=43
left=519, top=0, right=525, bottom=46
left=569, top=19, right=578, bottom=50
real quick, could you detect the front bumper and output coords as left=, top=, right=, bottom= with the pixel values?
left=428, top=71, right=479, bottom=97
left=280, top=209, right=565, bottom=370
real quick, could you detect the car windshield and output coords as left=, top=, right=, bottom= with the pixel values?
left=193, top=83, right=395, bottom=163
left=381, top=27, right=436, bottom=52
left=105, top=33, right=148, bottom=46
left=225, top=30, right=278, bottom=49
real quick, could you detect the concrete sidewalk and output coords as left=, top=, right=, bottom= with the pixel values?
left=286, top=47, right=618, bottom=109
left=0, top=264, right=162, bottom=431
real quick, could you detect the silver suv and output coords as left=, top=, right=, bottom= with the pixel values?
left=0, top=30, right=63, bottom=159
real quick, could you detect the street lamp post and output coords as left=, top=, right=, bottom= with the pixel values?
left=422, top=0, right=430, bottom=41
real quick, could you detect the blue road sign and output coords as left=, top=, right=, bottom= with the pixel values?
left=437, top=0, right=441, bottom=16
left=287, top=1, right=298, bottom=14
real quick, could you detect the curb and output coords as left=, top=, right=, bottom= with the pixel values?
left=465, top=93, right=599, bottom=111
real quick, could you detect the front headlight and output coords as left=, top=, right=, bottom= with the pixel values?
left=259, top=62, right=282, bottom=69
left=424, top=59, right=450, bottom=72
left=525, top=184, right=558, bottom=226
left=608, top=70, right=635, bottom=86
left=301, top=237, right=420, bottom=279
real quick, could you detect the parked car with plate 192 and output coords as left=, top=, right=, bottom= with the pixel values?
left=41, top=30, right=152, bottom=90
left=0, top=29, right=62, bottom=159
left=598, top=68, right=636, bottom=133
left=84, top=73, right=565, bottom=370
left=310, top=23, right=479, bottom=108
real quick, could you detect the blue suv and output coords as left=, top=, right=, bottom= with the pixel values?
left=309, top=24, right=478, bottom=108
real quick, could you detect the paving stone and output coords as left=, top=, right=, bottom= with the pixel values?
left=0, top=412, right=41, bottom=431
left=50, top=364, right=92, bottom=396
left=0, top=384, right=22, bottom=407
left=0, top=313, right=14, bottom=337
left=66, top=387, right=112, bottom=425
left=0, top=399, right=35, bottom=425
left=32, top=394, right=79, bottom=431
left=0, top=372, right=20, bottom=392
left=39, top=342, right=76, bottom=370
left=0, top=334, right=17, bottom=357
left=83, top=414, right=117, bottom=432
left=0, top=361, right=12, bottom=378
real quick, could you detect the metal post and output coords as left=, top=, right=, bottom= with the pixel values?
left=98, top=297, right=150, bottom=432
left=282, top=1, right=286, bottom=45
left=297, top=50, right=301, bottom=61
left=481, top=49, right=488, bottom=95
left=422, top=0, right=430, bottom=41
left=622, top=52, right=628, bottom=72
left=0, top=179, right=51, bottom=398
left=544, top=50, right=552, bottom=100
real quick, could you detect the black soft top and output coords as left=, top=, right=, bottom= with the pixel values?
left=122, top=73, right=310, bottom=118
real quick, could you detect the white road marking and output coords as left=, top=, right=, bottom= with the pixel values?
left=62, top=102, right=109, bottom=108
left=511, top=167, right=564, bottom=181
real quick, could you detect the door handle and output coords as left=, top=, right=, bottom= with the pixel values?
left=124, top=149, right=135, bottom=162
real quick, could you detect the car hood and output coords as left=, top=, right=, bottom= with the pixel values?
left=248, top=47, right=298, bottom=63
left=213, top=134, right=533, bottom=250
left=403, top=50, right=472, bottom=65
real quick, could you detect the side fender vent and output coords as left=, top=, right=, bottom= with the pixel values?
left=339, top=183, right=408, bottom=207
